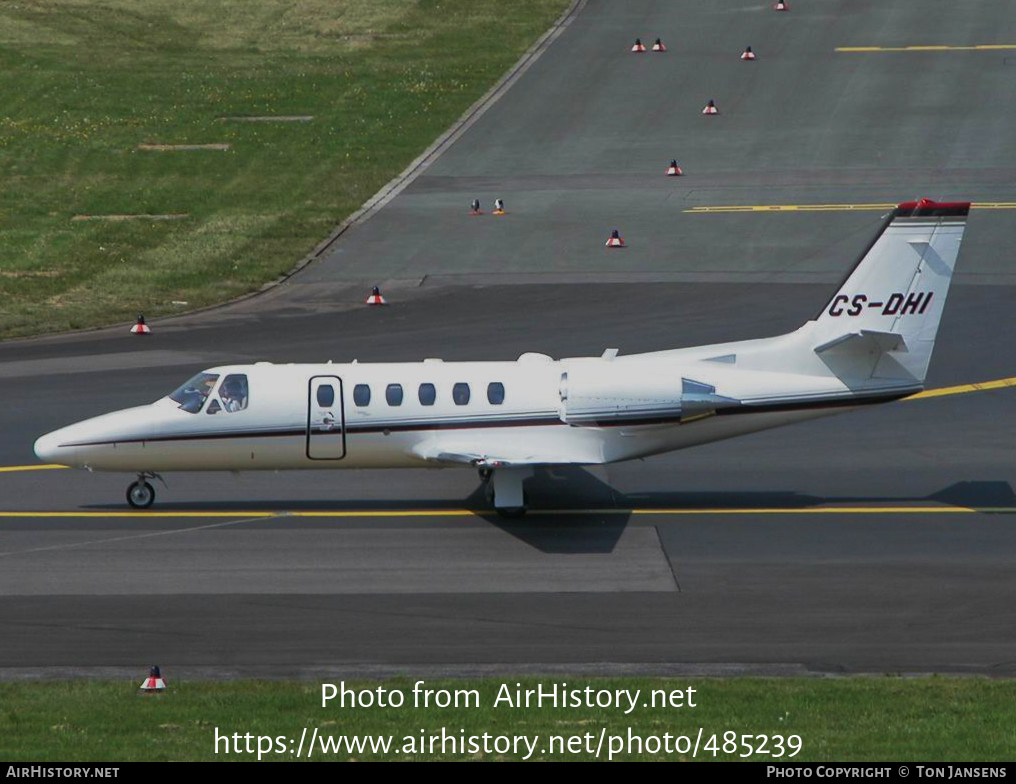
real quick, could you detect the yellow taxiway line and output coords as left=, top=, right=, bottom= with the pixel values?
left=837, top=45, right=1016, bottom=53
left=684, top=202, right=1016, bottom=214
left=0, top=464, right=68, bottom=473
left=905, top=376, right=1016, bottom=401
left=0, top=505, right=1011, bottom=519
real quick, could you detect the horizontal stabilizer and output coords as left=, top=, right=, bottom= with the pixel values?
left=814, top=330, right=909, bottom=355
left=814, top=330, right=915, bottom=383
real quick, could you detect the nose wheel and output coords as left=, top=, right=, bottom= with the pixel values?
left=126, top=473, right=162, bottom=509
left=126, top=480, right=155, bottom=509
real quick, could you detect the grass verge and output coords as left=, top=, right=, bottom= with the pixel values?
left=1, top=677, right=1014, bottom=761
left=0, top=0, right=570, bottom=338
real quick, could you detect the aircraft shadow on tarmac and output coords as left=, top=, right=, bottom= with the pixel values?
left=621, top=480, right=1016, bottom=511
left=77, top=474, right=1015, bottom=555
left=471, top=467, right=632, bottom=554
left=925, top=480, right=1016, bottom=509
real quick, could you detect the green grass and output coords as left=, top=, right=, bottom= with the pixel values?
left=2, top=677, right=1014, bottom=761
left=0, top=0, right=570, bottom=338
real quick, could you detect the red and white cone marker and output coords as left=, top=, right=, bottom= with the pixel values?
left=139, top=665, right=166, bottom=693
left=774, top=0, right=788, bottom=10
left=651, top=38, right=666, bottom=52
left=741, top=46, right=756, bottom=61
left=365, top=286, right=387, bottom=306
left=469, top=198, right=483, bottom=216
left=702, top=99, right=719, bottom=115
left=631, top=38, right=646, bottom=53
left=666, top=159, right=683, bottom=176
left=130, top=314, right=151, bottom=335
left=492, top=198, right=506, bottom=216
left=605, top=229, right=625, bottom=248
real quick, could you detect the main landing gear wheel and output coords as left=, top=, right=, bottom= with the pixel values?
left=126, top=480, right=155, bottom=509
left=479, top=466, right=530, bottom=518
left=483, top=486, right=527, bottom=516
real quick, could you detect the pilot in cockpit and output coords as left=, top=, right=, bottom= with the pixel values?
left=219, top=375, right=249, bottom=413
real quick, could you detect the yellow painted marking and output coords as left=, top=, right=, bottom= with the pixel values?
left=685, top=202, right=1016, bottom=214
left=686, top=203, right=894, bottom=214
left=905, top=376, right=1016, bottom=401
left=837, top=45, right=1016, bottom=52
left=0, top=464, right=68, bottom=473
left=0, top=506, right=1011, bottom=520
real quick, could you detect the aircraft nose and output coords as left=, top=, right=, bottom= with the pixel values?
left=34, top=429, right=69, bottom=464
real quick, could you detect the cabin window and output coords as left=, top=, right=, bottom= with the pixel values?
left=169, top=372, right=219, bottom=414
left=386, top=383, right=404, bottom=406
left=487, top=382, right=505, bottom=405
left=206, top=399, right=222, bottom=415
left=452, top=382, right=471, bottom=406
left=317, top=385, right=335, bottom=408
left=220, top=374, right=249, bottom=412
left=418, top=383, right=436, bottom=406
left=353, top=384, right=371, bottom=406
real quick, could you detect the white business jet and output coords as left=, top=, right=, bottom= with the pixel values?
left=35, top=199, right=968, bottom=514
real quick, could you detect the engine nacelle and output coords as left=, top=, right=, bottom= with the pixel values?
left=558, top=361, right=738, bottom=426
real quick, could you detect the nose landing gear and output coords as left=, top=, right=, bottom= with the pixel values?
left=126, top=472, right=164, bottom=509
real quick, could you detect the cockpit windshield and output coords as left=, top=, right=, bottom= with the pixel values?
left=168, top=372, right=219, bottom=413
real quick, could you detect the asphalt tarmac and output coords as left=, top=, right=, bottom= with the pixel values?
left=1, top=0, right=1014, bottom=676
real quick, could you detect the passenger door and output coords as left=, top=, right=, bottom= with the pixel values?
left=307, top=376, right=346, bottom=460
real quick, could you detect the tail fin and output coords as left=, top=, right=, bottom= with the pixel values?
left=810, top=198, right=969, bottom=386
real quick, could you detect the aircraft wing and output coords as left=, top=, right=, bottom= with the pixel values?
left=414, top=443, right=575, bottom=468
left=428, top=452, right=536, bottom=468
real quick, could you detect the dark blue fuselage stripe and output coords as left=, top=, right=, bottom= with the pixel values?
left=56, top=391, right=912, bottom=449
